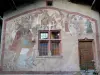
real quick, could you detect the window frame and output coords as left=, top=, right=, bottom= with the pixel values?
left=38, top=29, right=62, bottom=57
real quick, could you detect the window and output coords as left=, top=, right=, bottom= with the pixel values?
left=38, top=30, right=61, bottom=56
left=46, top=0, right=53, bottom=6
left=40, top=32, right=48, bottom=39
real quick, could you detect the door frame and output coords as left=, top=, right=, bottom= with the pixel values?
left=78, top=39, right=96, bottom=70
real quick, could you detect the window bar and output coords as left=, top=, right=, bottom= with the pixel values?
left=48, top=30, right=51, bottom=56
left=59, top=30, right=61, bottom=55
left=59, top=41, right=61, bottom=55
left=55, top=42, right=57, bottom=55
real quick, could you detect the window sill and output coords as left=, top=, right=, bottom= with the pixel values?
left=36, top=55, right=63, bottom=58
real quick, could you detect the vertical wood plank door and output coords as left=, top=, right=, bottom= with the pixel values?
left=79, top=41, right=94, bottom=70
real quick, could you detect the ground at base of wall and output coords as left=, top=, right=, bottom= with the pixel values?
left=0, top=70, right=97, bottom=75
left=0, top=72, right=97, bottom=75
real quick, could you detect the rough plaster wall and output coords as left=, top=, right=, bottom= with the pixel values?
left=53, top=1, right=100, bottom=70
left=0, top=0, right=46, bottom=70
left=3, top=8, right=88, bottom=71
left=0, top=0, right=99, bottom=74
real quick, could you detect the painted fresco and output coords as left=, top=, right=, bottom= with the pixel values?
left=2, top=7, right=96, bottom=71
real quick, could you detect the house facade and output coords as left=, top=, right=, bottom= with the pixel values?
left=0, top=0, right=100, bottom=74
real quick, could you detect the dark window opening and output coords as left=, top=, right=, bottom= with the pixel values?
left=39, top=41, right=48, bottom=56
left=47, top=0, right=53, bottom=6
left=51, top=41, right=60, bottom=56
left=51, top=31, right=60, bottom=39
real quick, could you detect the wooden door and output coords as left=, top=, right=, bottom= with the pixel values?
left=79, top=41, right=94, bottom=70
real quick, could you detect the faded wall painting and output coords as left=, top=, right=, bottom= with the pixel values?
left=2, top=7, right=96, bottom=71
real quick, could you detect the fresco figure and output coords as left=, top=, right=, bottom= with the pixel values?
left=78, top=16, right=85, bottom=34
left=85, top=19, right=93, bottom=33
left=9, top=17, right=36, bottom=68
